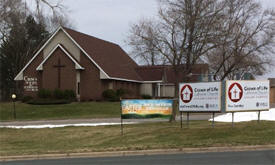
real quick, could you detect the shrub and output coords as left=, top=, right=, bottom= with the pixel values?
left=53, top=89, right=64, bottom=99
left=64, top=90, right=76, bottom=100
left=116, top=88, right=127, bottom=98
left=27, top=98, right=70, bottom=105
left=37, top=89, right=52, bottom=98
left=141, top=94, right=152, bottom=99
left=21, top=96, right=33, bottom=102
left=102, top=89, right=118, bottom=101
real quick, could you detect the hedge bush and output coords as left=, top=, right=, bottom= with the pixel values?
left=102, top=88, right=129, bottom=101
left=37, top=89, right=52, bottom=98
left=30, top=89, right=76, bottom=105
left=102, top=89, right=118, bottom=101
left=53, top=89, right=64, bottom=99
left=141, top=94, right=152, bottom=99
left=116, top=88, right=127, bottom=98
left=27, top=98, right=71, bottom=105
left=64, top=90, right=76, bottom=100
left=21, top=96, right=33, bottom=103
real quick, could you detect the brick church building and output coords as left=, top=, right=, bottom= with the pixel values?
left=15, top=27, right=208, bottom=101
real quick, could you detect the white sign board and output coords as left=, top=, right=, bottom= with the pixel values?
left=226, top=80, right=270, bottom=112
left=179, top=82, right=221, bottom=112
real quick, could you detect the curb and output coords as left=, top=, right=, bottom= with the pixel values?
left=1, top=145, right=275, bottom=162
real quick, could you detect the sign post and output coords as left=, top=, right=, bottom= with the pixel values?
left=180, top=111, right=183, bottom=129
left=258, top=111, right=261, bottom=123
left=120, top=99, right=123, bottom=135
left=187, top=112, right=190, bottom=128
left=121, top=114, right=123, bottom=135
left=212, top=112, right=215, bottom=128
left=11, top=94, right=16, bottom=120
left=232, top=112, right=234, bottom=127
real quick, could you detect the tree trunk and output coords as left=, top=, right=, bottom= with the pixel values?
left=169, top=69, right=180, bottom=122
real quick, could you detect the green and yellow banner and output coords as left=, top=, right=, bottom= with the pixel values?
left=121, top=99, right=173, bottom=119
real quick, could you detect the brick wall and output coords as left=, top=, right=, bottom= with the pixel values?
left=42, top=47, right=76, bottom=91
left=270, top=87, right=275, bottom=103
left=23, top=52, right=43, bottom=97
left=108, top=80, right=140, bottom=99
left=80, top=53, right=102, bottom=101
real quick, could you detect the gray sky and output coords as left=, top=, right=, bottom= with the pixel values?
left=63, top=0, right=159, bottom=48
left=29, top=0, right=275, bottom=78
left=63, top=0, right=275, bottom=47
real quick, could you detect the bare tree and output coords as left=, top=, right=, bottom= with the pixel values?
left=0, top=0, right=26, bottom=42
left=33, top=0, right=74, bottom=32
left=127, top=19, right=166, bottom=65
left=127, top=0, right=224, bottom=121
left=207, top=0, right=275, bottom=80
left=1, top=0, right=73, bottom=41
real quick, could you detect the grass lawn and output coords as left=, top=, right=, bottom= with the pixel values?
left=0, top=121, right=274, bottom=156
left=0, top=102, right=120, bottom=121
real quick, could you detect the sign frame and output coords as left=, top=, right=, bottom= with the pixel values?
left=120, top=99, right=173, bottom=135
left=225, top=80, right=270, bottom=112
left=179, top=82, right=222, bottom=113
left=121, top=99, right=173, bottom=119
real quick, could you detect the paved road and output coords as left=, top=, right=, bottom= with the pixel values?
left=1, top=150, right=274, bottom=165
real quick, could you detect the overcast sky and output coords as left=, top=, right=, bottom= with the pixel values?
left=63, top=0, right=159, bottom=48
left=29, top=0, right=275, bottom=78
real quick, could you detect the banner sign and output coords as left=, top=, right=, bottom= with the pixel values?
left=179, top=82, right=221, bottom=112
left=226, top=80, right=269, bottom=112
left=121, top=99, right=173, bottom=119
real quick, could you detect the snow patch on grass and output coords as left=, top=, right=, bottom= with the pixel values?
left=209, top=108, right=275, bottom=122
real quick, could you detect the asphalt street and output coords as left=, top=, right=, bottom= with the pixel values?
left=1, top=150, right=274, bottom=165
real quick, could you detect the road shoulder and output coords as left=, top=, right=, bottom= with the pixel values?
left=1, top=145, right=274, bottom=162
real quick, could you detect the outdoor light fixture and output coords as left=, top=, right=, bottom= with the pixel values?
left=11, top=94, right=16, bottom=119
left=12, top=94, right=16, bottom=99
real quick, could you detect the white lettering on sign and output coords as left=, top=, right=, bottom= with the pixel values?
left=24, top=76, right=38, bottom=92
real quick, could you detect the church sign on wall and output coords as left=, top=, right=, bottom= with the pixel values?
left=179, top=82, right=221, bottom=112
left=225, top=80, right=269, bottom=112
left=23, top=76, right=38, bottom=92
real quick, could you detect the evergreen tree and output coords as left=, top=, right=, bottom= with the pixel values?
left=0, top=15, right=49, bottom=100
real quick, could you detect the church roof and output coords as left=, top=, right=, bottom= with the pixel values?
left=135, top=66, right=164, bottom=82
left=136, top=64, right=209, bottom=83
left=63, top=27, right=143, bottom=82
left=14, top=26, right=143, bottom=82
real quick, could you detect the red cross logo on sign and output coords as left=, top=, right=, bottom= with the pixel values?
left=228, top=82, right=243, bottom=102
left=180, top=85, right=193, bottom=103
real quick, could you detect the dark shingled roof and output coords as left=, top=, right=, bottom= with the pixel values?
left=136, top=64, right=209, bottom=83
left=63, top=27, right=143, bottom=81
left=135, top=66, right=164, bottom=81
